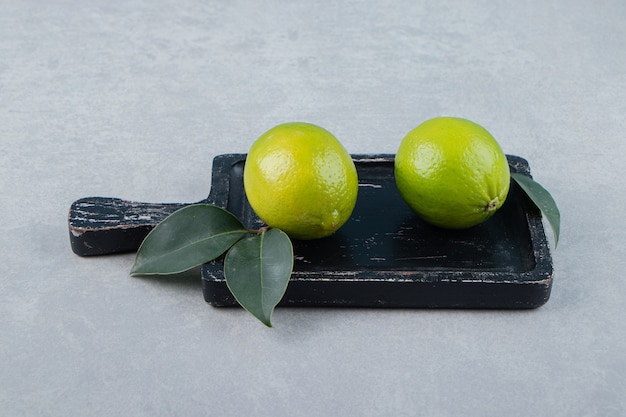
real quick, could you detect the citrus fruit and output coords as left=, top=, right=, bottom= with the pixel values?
left=394, top=117, right=510, bottom=229
left=243, top=122, right=358, bottom=240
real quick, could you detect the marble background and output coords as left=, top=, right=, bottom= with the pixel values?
left=1, top=1, right=625, bottom=415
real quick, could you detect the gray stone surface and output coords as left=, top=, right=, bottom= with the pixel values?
left=1, top=1, right=625, bottom=416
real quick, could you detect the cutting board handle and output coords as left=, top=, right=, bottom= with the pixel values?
left=68, top=197, right=191, bottom=256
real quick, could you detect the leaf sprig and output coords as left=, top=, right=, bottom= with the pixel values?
left=130, top=204, right=293, bottom=327
left=511, top=173, right=560, bottom=247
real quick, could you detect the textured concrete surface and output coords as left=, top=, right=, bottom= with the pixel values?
left=1, top=1, right=625, bottom=416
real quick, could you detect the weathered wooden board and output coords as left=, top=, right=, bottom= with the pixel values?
left=68, top=154, right=553, bottom=309
left=68, top=154, right=236, bottom=256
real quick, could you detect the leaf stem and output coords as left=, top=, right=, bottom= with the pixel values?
left=246, top=225, right=272, bottom=235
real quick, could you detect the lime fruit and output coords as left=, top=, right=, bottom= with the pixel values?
left=243, top=122, right=358, bottom=240
left=394, top=117, right=510, bottom=229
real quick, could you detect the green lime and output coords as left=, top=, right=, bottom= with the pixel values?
left=394, top=117, right=510, bottom=229
left=244, top=122, right=358, bottom=239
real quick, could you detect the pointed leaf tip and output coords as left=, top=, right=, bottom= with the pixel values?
left=224, top=228, right=294, bottom=327
left=511, top=173, right=560, bottom=248
left=130, top=204, right=247, bottom=276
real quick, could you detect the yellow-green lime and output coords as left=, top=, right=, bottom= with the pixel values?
left=243, top=122, right=358, bottom=240
left=394, top=117, right=510, bottom=229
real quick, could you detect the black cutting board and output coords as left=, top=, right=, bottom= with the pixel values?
left=69, top=154, right=553, bottom=309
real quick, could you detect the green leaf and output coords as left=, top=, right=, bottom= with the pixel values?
left=511, top=173, right=561, bottom=247
left=130, top=204, right=247, bottom=276
left=224, top=228, right=294, bottom=327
